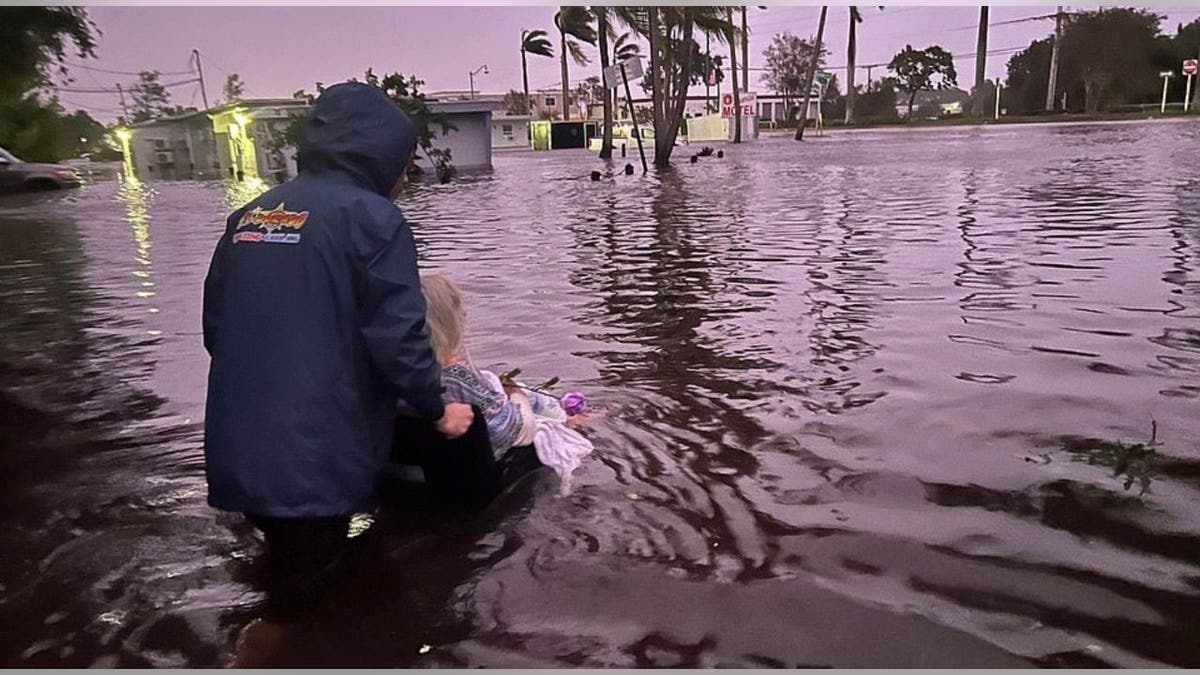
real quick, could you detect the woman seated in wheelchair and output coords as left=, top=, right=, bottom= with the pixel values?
left=419, top=272, right=576, bottom=458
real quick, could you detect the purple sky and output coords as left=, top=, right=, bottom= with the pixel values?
left=60, top=5, right=1200, bottom=122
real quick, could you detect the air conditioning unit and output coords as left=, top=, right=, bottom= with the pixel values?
left=153, top=139, right=167, bottom=149
left=155, top=152, right=174, bottom=164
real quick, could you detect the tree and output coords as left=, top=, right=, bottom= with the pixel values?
left=762, top=32, right=826, bottom=113
left=1059, top=8, right=1163, bottom=113
left=1003, top=37, right=1054, bottom=115
left=555, top=6, right=597, bottom=121
left=501, top=89, right=530, bottom=115
left=855, top=76, right=901, bottom=120
left=641, top=6, right=734, bottom=164
left=0, top=7, right=97, bottom=98
left=278, top=70, right=458, bottom=182
left=888, top=44, right=957, bottom=119
left=0, top=97, right=105, bottom=162
left=520, top=29, right=554, bottom=116
left=222, top=73, right=245, bottom=103
left=129, top=70, right=172, bottom=123
left=1003, top=8, right=1173, bottom=114
left=0, top=8, right=100, bottom=162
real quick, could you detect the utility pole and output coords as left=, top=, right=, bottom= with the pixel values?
left=705, top=32, right=712, bottom=112
left=972, top=6, right=989, bottom=117
left=741, top=6, right=749, bottom=94
left=795, top=5, right=828, bottom=141
left=846, top=7, right=859, bottom=125
left=116, top=83, right=129, bottom=122
left=729, top=6, right=741, bottom=143
left=1045, top=6, right=1063, bottom=111
left=192, top=49, right=209, bottom=110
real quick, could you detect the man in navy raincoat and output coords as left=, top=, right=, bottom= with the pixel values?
left=202, top=82, right=473, bottom=610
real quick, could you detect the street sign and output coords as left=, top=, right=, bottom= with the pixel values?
left=603, top=57, right=644, bottom=89
left=1184, top=59, right=1198, bottom=76
left=720, top=92, right=757, bottom=118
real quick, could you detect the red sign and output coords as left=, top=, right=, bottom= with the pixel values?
left=1184, top=59, right=1198, bottom=76
left=720, top=92, right=757, bottom=118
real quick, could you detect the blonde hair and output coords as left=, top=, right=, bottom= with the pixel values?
left=420, top=272, right=467, bottom=365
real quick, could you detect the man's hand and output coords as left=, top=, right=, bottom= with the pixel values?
left=435, top=403, right=474, bottom=439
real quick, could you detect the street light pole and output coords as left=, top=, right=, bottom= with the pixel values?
left=469, top=64, right=489, bottom=100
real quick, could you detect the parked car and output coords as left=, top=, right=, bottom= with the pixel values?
left=0, top=147, right=82, bottom=193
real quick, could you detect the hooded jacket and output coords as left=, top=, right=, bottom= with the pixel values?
left=202, top=82, right=443, bottom=518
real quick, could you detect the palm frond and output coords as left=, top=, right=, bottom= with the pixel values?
left=522, top=29, right=555, bottom=57
left=566, top=38, right=591, bottom=66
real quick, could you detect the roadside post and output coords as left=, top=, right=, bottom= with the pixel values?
left=605, top=56, right=647, bottom=173
left=1160, top=70, right=1174, bottom=114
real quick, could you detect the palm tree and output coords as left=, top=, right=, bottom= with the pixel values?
left=520, top=29, right=554, bottom=116
left=641, top=6, right=734, bottom=165
left=554, top=6, right=596, bottom=121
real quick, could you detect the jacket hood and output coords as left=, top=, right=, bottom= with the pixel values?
left=295, top=82, right=418, bottom=196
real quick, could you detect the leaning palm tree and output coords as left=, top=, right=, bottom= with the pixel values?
left=555, top=6, right=597, bottom=121
left=520, top=29, right=555, bottom=115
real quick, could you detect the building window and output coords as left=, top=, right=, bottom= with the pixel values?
left=545, top=96, right=556, bottom=108
left=501, top=124, right=514, bottom=141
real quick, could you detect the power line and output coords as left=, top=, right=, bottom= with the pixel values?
left=54, top=77, right=201, bottom=94
left=943, top=12, right=1062, bottom=32
left=61, top=60, right=192, bottom=77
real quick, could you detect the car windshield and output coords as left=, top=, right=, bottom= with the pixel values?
left=0, top=148, right=21, bottom=163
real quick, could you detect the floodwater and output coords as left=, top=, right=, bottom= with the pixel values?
left=1, top=121, right=1198, bottom=667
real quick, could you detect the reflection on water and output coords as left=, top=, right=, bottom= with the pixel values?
left=1, top=121, right=1199, bottom=667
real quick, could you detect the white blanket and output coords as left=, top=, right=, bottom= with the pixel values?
left=533, top=419, right=594, bottom=496
left=480, top=369, right=593, bottom=495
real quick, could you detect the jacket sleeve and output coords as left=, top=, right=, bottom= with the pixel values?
left=357, top=208, right=445, bottom=421
left=202, top=210, right=240, bottom=355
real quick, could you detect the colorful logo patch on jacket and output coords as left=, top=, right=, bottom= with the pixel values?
left=233, top=203, right=309, bottom=244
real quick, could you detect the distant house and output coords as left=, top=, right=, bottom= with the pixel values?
left=756, top=90, right=822, bottom=126
left=122, top=93, right=502, bottom=182
left=492, top=114, right=531, bottom=150
left=126, top=98, right=308, bottom=181
left=427, top=99, right=502, bottom=169
left=206, top=99, right=311, bottom=180
left=127, top=109, right=216, bottom=180
left=529, top=87, right=589, bottom=121
left=896, top=87, right=972, bottom=119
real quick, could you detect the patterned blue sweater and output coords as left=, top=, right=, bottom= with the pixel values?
left=441, top=362, right=528, bottom=456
